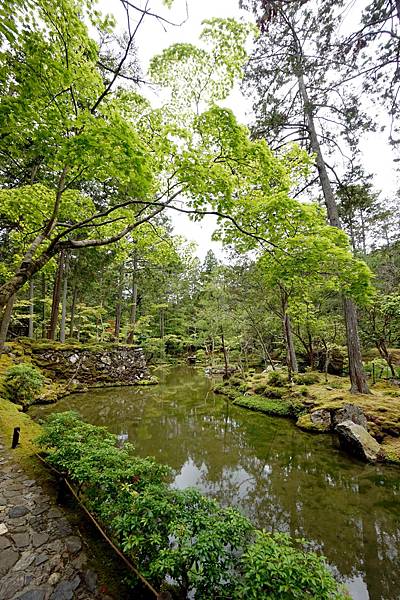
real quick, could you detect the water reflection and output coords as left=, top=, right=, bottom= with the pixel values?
left=31, top=366, right=400, bottom=600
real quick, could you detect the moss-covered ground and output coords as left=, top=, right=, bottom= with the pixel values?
left=214, top=370, right=400, bottom=464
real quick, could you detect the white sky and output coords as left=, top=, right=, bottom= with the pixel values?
left=100, top=0, right=398, bottom=261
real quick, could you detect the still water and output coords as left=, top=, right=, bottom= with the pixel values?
left=31, top=366, right=400, bottom=600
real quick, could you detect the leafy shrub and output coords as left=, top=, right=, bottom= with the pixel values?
left=267, top=370, right=288, bottom=387
left=294, top=373, right=320, bottom=385
left=4, top=362, right=45, bottom=407
left=236, top=531, right=348, bottom=599
left=38, top=412, right=347, bottom=600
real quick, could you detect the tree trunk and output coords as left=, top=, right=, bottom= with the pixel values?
left=69, top=287, right=77, bottom=338
left=0, top=294, right=16, bottom=351
left=376, top=340, right=396, bottom=378
left=159, top=308, right=165, bottom=339
left=59, top=254, right=69, bottom=343
left=221, top=330, right=229, bottom=378
left=281, top=290, right=298, bottom=375
left=41, top=273, right=47, bottom=338
left=114, top=266, right=124, bottom=341
left=127, top=254, right=138, bottom=344
left=48, top=249, right=65, bottom=340
left=298, top=72, right=370, bottom=394
left=28, top=279, right=34, bottom=338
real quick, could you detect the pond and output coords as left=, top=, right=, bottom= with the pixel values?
left=30, top=366, right=400, bottom=600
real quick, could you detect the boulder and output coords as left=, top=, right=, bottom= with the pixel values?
left=332, top=404, right=368, bottom=430
left=336, top=420, right=381, bottom=462
left=296, top=409, right=331, bottom=432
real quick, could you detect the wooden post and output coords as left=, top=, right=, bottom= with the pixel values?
left=11, top=427, right=20, bottom=449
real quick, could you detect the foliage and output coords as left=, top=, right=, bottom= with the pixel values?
left=236, top=531, right=349, bottom=600
left=38, top=412, right=346, bottom=599
left=4, top=362, right=45, bottom=407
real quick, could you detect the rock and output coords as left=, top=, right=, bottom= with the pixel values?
left=65, top=536, right=82, bottom=554
left=0, top=548, right=20, bottom=576
left=0, top=571, right=26, bottom=599
left=336, top=420, right=382, bottom=462
left=332, top=404, right=368, bottom=429
left=12, top=533, right=30, bottom=548
left=16, top=589, right=47, bottom=600
left=32, top=532, right=49, bottom=548
left=310, top=409, right=331, bottom=430
left=0, top=523, right=8, bottom=535
left=50, top=576, right=80, bottom=600
left=84, top=570, right=97, bottom=592
left=0, top=536, right=11, bottom=550
left=296, top=410, right=331, bottom=432
left=9, top=506, right=29, bottom=519
left=35, top=553, right=49, bottom=566
left=48, top=573, right=62, bottom=586
left=12, top=550, right=35, bottom=571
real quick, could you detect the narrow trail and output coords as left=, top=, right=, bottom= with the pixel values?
left=0, top=439, right=108, bottom=600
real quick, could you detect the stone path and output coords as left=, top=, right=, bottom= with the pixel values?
left=0, top=441, right=107, bottom=600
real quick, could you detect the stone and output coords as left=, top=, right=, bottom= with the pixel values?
left=296, top=410, right=331, bottom=432
left=332, top=404, right=368, bottom=429
left=16, top=589, right=47, bottom=600
left=12, top=532, right=30, bottom=548
left=0, top=548, right=20, bottom=576
left=0, top=535, right=11, bottom=550
left=84, top=570, right=97, bottom=592
left=32, top=532, right=49, bottom=548
left=13, top=550, right=35, bottom=571
left=310, top=409, right=331, bottom=430
left=48, top=573, right=62, bottom=586
left=0, top=522, right=8, bottom=535
left=9, top=506, right=29, bottom=518
left=23, top=480, right=36, bottom=488
left=50, top=577, right=80, bottom=600
left=65, top=535, right=82, bottom=554
left=48, top=508, right=62, bottom=519
left=35, top=553, right=49, bottom=566
left=0, top=572, right=26, bottom=600
left=336, top=420, right=382, bottom=462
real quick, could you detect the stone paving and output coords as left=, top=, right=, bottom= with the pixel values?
left=0, top=441, right=107, bottom=600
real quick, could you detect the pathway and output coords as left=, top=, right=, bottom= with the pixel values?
left=0, top=440, right=108, bottom=600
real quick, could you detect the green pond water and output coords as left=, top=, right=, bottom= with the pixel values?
left=31, top=366, right=400, bottom=600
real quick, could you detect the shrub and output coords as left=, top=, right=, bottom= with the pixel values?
left=38, top=412, right=347, bottom=600
left=236, top=531, right=349, bottom=599
left=267, top=370, right=288, bottom=387
left=294, top=373, right=320, bottom=385
left=4, top=362, right=45, bottom=408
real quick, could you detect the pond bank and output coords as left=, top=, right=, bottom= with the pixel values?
left=213, top=370, right=400, bottom=464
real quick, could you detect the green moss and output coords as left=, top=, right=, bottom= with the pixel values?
left=233, top=395, right=294, bottom=417
left=135, top=376, right=159, bottom=386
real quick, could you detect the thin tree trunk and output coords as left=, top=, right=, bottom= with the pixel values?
left=221, top=330, right=229, bottom=378
left=0, top=294, right=16, bottom=351
left=69, top=287, right=77, bottom=338
left=159, top=308, right=165, bottom=339
left=127, top=254, right=138, bottom=344
left=59, top=254, right=69, bottom=343
left=41, top=273, right=47, bottom=338
left=281, top=289, right=298, bottom=375
left=28, top=279, right=34, bottom=338
left=48, top=248, right=65, bottom=340
left=114, top=266, right=124, bottom=341
left=298, top=73, right=370, bottom=394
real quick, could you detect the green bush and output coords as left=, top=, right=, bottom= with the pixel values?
left=4, top=362, right=45, bottom=408
left=236, top=531, right=348, bottom=599
left=294, top=372, right=320, bottom=385
left=38, top=412, right=347, bottom=600
left=267, top=370, right=288, bottom=387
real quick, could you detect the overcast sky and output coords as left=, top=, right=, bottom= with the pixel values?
left=101, top=0, right=398, bottom=261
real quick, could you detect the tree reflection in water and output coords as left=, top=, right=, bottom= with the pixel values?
left=31, top=366, right=400, bottom=600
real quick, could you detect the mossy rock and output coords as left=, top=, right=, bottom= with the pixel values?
left=296, top=413, right=331, bottom=433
